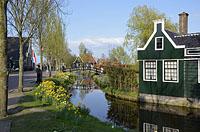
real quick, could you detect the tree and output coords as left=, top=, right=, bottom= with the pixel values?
left=109, top=46, right=131, bottom=64
left=34, top=0, right=61, bottom=70
left=79, top=42, right=87, bottom=56
left=42, top=10, right=73, bottom=72
left=7, top=0, right=40, bottom=92
left=124, top=5, right=178, bottom=61
left=0, top=0, right=8, bottom=118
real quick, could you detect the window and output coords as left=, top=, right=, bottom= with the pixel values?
left=185, top=48, right=200, bottom=56
left=143, top=61, right=157, bottom=81
left=163, top=127, right=179, bottom=132
left=163, top=60, right=179, bottom=82
left=155, top=37, right=164, bottom=50
left=143, top=123, right=158, bottom=132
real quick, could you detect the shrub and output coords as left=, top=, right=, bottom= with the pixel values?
left=46, top=72, right=76, bottom=90
left=34, top=80, right=78, bottom=112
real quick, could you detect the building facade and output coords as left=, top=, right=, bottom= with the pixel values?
left=137, top=12, right=200, bottom=108
left=7, top=37, right=34, bottom=71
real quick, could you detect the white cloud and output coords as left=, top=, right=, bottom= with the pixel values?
left=69, top=37, right=124, bottom=58
left=70, top=37, right=124, bottom=46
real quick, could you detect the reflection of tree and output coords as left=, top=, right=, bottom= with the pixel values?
left=106, top=95, right=139, bottom=129
left=71, top=89, right=77, bottom=97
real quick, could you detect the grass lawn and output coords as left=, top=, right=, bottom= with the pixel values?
left=7, top=93, right=124, bottom=132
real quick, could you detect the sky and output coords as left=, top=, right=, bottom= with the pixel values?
left=63, top=0, right=200, bottom=58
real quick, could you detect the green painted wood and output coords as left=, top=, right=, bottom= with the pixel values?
left=138, top=23, right=185, bottom=97
left=138, top=24, right=184, bottom=60
left=184, top=60, right=200, bottom=98
left=139, top=60, right=184, bottom=97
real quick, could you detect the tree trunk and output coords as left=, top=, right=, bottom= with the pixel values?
left=39, top=37, right=43, bottom=79
left=0, top=1, right=8, bottom=118
left=18, top=36, right=23, bottom=92
left=48, top=60, right=51, bottom=77
left=39, top=39, right=43, bottom=70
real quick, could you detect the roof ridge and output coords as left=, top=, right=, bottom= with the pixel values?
left=174, top=33, right=200, bottom=38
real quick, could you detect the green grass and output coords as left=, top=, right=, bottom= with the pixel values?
left=8, top=93, right=124, bottom=132
left=102, top=87, right=138, bottom=102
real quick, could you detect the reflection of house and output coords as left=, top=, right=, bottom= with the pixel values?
left=139, top=106, right=200, bottom=132
left=7, top=37, right=33, bottom=71
left=137, top=12, right=200, bottom=107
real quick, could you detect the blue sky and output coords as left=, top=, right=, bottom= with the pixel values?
left=64, top=0, right=200, bottom=58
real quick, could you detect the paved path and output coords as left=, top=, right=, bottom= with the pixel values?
left=0, top=71, right=54, bottom=132
left=8, top=71, right=52, bottom=109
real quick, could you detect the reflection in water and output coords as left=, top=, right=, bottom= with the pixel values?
left=70, top=88, right=139, bottom=130
left=71, top=88, right=200, bottom=131
left=139, top=104, right=200, bottom=132
left=106, top=95, right=138, bottom=129
left=71, top=76, right=200, bottom=131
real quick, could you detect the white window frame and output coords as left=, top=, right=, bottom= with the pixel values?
left=198, top=60, right=200, bottom=83
left=162, top=60, right=179, bottom=83
left=184, top=47, right=200, bottom=57
left=163, top=126, right=179, bottom=132
left=143, top=60, right=157, bottom=82
left=143, top=123, right=158, bottom=132
left=155, top=36, right=164, bottom=50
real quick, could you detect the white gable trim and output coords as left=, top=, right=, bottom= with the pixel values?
left=137, top=19, right=185, bottom=51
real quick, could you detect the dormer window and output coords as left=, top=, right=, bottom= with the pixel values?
left=155, top=37, right=164, bottom=50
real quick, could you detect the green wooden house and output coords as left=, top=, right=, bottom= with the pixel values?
left=137, top=12, right=200, bottom=108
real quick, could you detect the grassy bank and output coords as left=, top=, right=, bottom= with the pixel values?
left=8, top=93, right=123, bottom=132
left=102, top=87, right=138, bottom=102
left=93, top=70, right=139, bottom=102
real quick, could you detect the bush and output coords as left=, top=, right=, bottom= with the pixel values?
left=34, top=72, right=78, bottom=113
left=93, top=75, right=110, bottom=89
left=46, top=72, right=76, bottom=91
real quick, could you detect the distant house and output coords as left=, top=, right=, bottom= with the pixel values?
left=137, top=12, right=200, bottom=108
left=81, top=53, right=96, bottom=68
left=7, top=37, right=34, bottom=71
left=72, top=54, right=96, bottom=69
left=72, top=56, right=84, bottom=68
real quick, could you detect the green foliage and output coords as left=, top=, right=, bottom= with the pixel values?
left=125, top=5, right=178, bottom=61
left=42, top=11, right=74, bottom=68
left=109, top=46, right=132, bottom=64
left=45, top=72, right=76, bottom=91
left=94, top=65, right=138, bottom=93
left=93, top=75, right=110, bottom=89
left=79, top=42, right=92, bottom=57
left=79, top=42, right=87, bottom=56
left=105, top=65, right=138, bottom=92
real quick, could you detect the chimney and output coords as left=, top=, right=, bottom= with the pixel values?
left=179, top=12, right=189, bottom=34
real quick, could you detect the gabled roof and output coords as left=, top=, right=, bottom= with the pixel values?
left=81, top=54, right=96, bottom=64
left=73, top=56, right=83, bottom=63
left=137, top=19, right=185, bottom=51
left=166, top=30, right=200, bottom=48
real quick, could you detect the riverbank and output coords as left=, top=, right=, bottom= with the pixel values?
left=102, top=87, right=138, bottom=102
left=5, top=92, right=123, bottom=132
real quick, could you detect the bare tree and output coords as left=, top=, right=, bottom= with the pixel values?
left=0, top=0, right=8, bottom=118
left=7, top=0, right=40, bottom=92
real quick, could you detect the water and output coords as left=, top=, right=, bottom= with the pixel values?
left=71, top=88, right=200, bottom=131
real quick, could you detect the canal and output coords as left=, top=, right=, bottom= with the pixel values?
left=70, top=77, right=200, bottom=131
